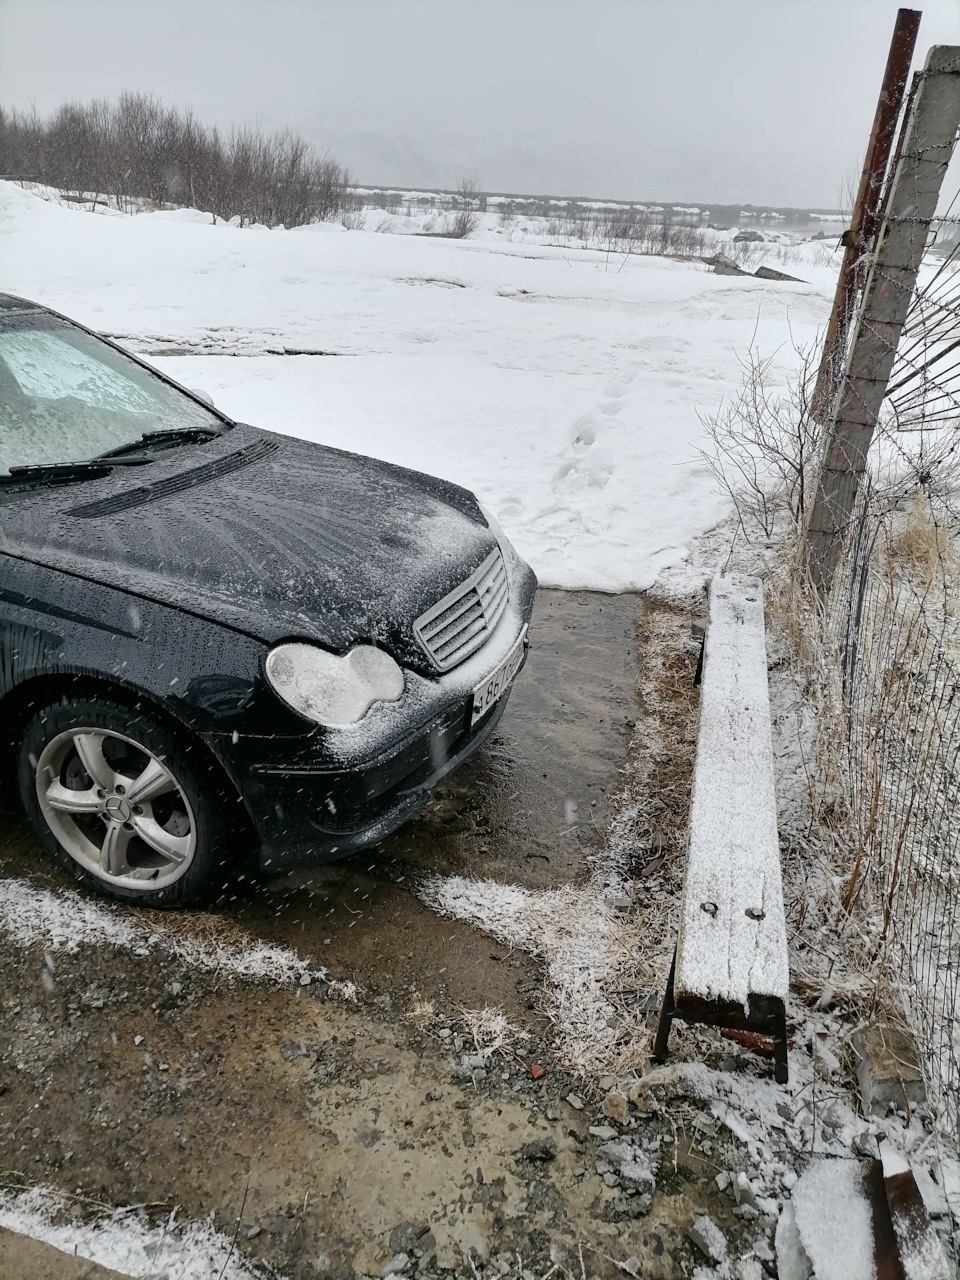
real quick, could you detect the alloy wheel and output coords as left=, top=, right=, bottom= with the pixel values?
left=35, top=726, right=197, bottom=890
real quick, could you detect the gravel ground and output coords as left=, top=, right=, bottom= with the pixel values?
left=0, top=929, right=775, bottom=1280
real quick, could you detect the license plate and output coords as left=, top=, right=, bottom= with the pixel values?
left=471, top=626, right=527, bottom=726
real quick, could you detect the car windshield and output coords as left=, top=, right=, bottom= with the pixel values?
left=0, top=311, right=225, bottom=476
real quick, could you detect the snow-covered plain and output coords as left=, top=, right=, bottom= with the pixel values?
left=0, top=182, right=837, bottom=590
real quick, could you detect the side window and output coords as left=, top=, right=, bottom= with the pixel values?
left=0, top=330, right=157, bottom=416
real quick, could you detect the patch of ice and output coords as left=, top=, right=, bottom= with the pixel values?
left=775, top=1202, right=813, bottom=1280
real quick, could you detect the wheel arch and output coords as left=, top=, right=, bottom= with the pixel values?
left=0, top=672, right=257, bottom=850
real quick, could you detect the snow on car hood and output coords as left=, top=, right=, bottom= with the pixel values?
left=0, top=424, right=497, bottom=671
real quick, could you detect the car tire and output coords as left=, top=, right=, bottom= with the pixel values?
left=18, top=696, right=236, bottom=907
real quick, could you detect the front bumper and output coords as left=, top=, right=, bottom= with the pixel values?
left=214, top=555, right=537, bottom=867
left=245, top=683, right=515, bottom=868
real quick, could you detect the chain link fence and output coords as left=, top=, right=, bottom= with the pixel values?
left=827, top=480, right=960, bottom=1153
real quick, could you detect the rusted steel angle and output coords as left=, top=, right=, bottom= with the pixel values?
left=811, top=8, right=921, bottom=422
left=884, top=1166, right=952, bottom=1280
left=864, top=1158, right=906, bottom=1280
left=652, top=947, right=790, bottom=1084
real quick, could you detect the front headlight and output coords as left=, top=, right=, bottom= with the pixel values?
left=265, top=643, right=404, bottom=727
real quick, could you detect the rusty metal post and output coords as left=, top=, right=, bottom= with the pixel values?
left=804, top=45, right=960, bottom=597
left=810, top=8, right=921, bottom=423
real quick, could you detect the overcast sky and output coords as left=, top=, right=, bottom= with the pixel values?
left=2, top=0, right=958, bottom=207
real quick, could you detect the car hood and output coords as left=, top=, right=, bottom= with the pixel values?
left=0, top=424, right=497, bottom=670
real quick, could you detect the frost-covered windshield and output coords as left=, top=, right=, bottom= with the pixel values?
left=0, top=312, right=224, bottom=475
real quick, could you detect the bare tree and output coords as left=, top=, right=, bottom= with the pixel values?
left=449, top=177, right=482, bottom=238
left=0, top=94, right=350, bottom=227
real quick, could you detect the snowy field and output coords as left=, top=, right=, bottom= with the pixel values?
left=0, top=182, right=838, bottom=590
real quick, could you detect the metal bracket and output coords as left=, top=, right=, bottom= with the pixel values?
left=652, top=946, right=789, bottom=1085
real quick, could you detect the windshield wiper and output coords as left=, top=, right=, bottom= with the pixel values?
left=0, top=457, right=153, bottom=489
left=95, top=426, right=222, bottom=460
left=1, top=426, right=224, bottom=491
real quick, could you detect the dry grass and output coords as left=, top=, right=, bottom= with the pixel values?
left=595, top=603, right=704, bottom=1071
left=603, top=603, right=702, bottom=881
left=890, top=492, right=960, bottom=587
left=459, top=1006, right=529, bottom=1056
left=404, top=997, right=436, bottom=1028
left=632, top=609, right=702, bottom=852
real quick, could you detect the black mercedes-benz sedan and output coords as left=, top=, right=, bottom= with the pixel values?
left=0, top=294, right=537, bottom=905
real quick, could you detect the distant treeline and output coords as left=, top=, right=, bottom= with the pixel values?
left=0, top=93, right=350, bottom=228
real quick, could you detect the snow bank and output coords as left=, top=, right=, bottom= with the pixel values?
left=418, top=875, right=627, bottom=1072
left=0, top=879, right=330, bottom=987
left=0, top=180, right=835, bottom=591
left=0, top=1185, right=264, bottom=1280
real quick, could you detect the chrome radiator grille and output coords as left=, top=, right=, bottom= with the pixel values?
left=414, top=548, right=509, bottom=671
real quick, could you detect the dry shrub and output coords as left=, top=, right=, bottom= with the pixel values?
left=698, top=344, right=822, bottom=540
left=447, top=209, right=480, bottom=239
left=460, top=1006, right=528, bottom=1056
left=405, top=997, right=436, bottom=1028
left=597, top=604, right=702, bottom=1063
left=442, top=177, right=482, bottom=239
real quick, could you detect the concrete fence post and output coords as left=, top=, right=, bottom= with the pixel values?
left=810, top=8, right=921, bottom=425
left=803, top=45, right=960, bottom=598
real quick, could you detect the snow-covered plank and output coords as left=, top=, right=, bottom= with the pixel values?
left=675, top=573, right=788, bottom=1008
left=785, top=1158, right=877, bottom=1280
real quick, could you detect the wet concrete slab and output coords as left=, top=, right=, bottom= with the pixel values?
left=389, top=587, right=642, bottom=886
left=0, top=589, right=665, bottom=1279
left=213, top=588, right=642, bottom=1005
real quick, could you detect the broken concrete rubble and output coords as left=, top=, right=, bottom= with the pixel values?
left=688, top=1213, right=728, bottom=1262
left=702, top=252, right=749, bottom=276
left=790, top=1158, right=875, bottom=1280
left=733, top=1171, right=758, bottom=1209
left=601, top=1089, right=630, bottom=1126
left=754, top=264, right=806, bottom=282
left=596, top=1138, right=658, bottom=1197
left=851, top=1024, right=926, bottom=1115
left=382, top=1252, right=410, bottom=1276
left=698, top=252, right=805, bottom=283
